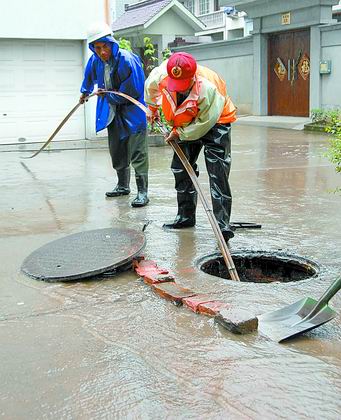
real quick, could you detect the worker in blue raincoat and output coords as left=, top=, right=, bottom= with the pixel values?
left=80, top=23, right=149, bottom=207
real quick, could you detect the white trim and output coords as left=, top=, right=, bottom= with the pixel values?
left=195, top=28, right=225, bottom=36
left=144, top=0, right=206, bottom=31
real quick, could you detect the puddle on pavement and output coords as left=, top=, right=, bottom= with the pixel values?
left=1, top=126, right=341, bottom=418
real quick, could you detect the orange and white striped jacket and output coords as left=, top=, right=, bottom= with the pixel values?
left=144, top=60, right=236, bottom=141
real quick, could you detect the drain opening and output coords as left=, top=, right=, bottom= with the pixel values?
left=200, top=251, right=319, bottom=283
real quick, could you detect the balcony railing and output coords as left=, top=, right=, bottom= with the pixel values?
left=198, top=10, right=226, bottom=29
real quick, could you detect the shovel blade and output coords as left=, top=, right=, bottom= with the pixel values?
left=259, top=297, right=337, bottom=342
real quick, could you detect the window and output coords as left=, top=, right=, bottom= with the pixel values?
left=199, top=0, right=210, bottom=15
left=184, top=0, right=195, bottom=14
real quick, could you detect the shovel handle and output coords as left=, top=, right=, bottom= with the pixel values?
left=306, top=276, right=341, bottom=319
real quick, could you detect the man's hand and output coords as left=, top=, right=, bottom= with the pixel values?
left=165, top=130, right=179, bottom=144
left=79, top=93, right=89, bottom=104
left=96, top=88, right=106, bottom=97
left=147, top=109, right=161, bottom=126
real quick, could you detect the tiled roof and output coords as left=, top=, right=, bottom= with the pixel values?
left=112, top=0, right=173, bottom=32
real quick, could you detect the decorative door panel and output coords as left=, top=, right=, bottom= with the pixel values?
left=268, top=29, right=310, bottom=117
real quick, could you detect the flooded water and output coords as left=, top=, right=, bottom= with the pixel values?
left=0, top=125, right=340, bottom=419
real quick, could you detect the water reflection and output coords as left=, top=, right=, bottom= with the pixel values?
left=0, top=125, right=340, bottom=418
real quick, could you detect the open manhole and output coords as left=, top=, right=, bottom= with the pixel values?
left=198, top=250, right=319, bottom=283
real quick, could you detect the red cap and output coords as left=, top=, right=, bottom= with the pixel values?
left=167, top=52, right=197, bottom=92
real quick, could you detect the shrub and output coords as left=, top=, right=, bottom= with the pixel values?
left=141, top=38, right=172, bottom=134
left=311, top=108, right=341, bottom=125
left=311, top=108, right=326, bottom=123
left=325, top=115, right=341, bottom=174
left=322, top=110, right=341, bottom=193
left=118, top=37, right=132, bottom=52
left=143, top=37, right=159, bottom=74
left=162, top=48, right=171, bottom=61
left=311, top=109, right=341, bottom=191
left=149, top=111, right=171, bottom=135
left=117, top=36, right=171, bottom=134
left=117, top=37, right=172, bottom=134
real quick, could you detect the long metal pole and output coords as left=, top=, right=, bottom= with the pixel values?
left=21, top=92, right=97, bottom=159
left=168, top=139, right=240, bottom=281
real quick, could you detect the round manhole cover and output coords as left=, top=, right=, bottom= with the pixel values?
left=21, top=227, right=146, bottom=282
left=198, top=250, right=319, bottom=283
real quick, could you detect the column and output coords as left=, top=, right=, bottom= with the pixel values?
left=310, top=25, right=321, bottom=111
left=252, top=32, right=268, bottom=115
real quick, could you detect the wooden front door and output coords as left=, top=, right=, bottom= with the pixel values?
left=268, top=29, right=310, bottom=117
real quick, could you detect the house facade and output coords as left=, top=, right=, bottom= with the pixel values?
left=113, top=0, right=251, bottom=47
left=179, top=0, right=341, bottom=116
left=1, top=0, right=340, bottom=145
left=181, top=0, right=252, bottom=40
left=112, top=0, right=206, bottom=62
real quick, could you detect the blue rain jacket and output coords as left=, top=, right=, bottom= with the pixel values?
left=80, top=35, right=147, bottom=140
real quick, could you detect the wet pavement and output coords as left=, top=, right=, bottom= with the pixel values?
left=0, top=125, right=340, bottom=419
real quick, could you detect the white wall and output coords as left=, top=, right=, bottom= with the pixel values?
left=321, top=23, right=341, bottom=110
left=148, top=9, right=200, bottom=35
left=114, top=0, right=137, bottom=22
left=0, top=0, right=106, bottom=40
left=176, top=38, right=254, bottom=114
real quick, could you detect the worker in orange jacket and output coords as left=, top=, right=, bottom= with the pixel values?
left=145, top=52, right=237, bottom=242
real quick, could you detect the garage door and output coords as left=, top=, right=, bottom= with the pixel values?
left=0, top=39, right=85, bottom=145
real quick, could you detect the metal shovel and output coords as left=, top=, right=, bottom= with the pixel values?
left=258, top=276, right=341, bottom=342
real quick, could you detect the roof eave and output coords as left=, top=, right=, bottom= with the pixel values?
left=113, top=25, right=144, bottom=37
left=145, top=0, right=206, bottom=31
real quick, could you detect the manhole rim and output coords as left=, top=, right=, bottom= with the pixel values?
left=195, top=248, right=321, bottom=284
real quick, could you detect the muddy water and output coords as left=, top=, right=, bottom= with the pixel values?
left=0, top=126, right=340, bottom=419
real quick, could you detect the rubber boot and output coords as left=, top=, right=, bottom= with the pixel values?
left=163, top=192, right=197, bottom=229
left=105, top=168, right=131, bottom=197
left=131, top=175, right=149, bottom=207
left=204, top=124, right=234, bottom=243
left=221, top=226, right=235, bottom=243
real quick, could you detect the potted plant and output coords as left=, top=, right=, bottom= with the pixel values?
left=142, top=38, right=172, bottom=146
left=118, top=37, right=172, bottom=146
